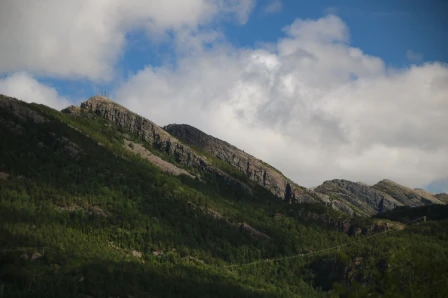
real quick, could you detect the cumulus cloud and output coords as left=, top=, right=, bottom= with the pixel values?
left=115, top=15, right=448, bottom=189
left=0, top=73, right=70, bottom=110
left=0, top=0, right=255, bottom=80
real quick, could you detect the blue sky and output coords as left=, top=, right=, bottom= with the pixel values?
left=228, top=1, right=448, bottom=64
left=0, top=0, right=447, bottom=192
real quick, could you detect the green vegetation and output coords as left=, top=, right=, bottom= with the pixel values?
left=375, top=204, right=448, bottom=222
left=0, top=100, right=447, bottom=297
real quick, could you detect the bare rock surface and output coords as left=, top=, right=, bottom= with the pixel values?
left=239, top=223, right=271, bottom=240
left=164, top=124, right=324, bottom=204
left=373, top=179, right=444, bottom=206
left=79, top=96, right=251, bottom=194
left=314, top=179, right=403, bottom=216
left=124, top=140, right=195, bottom=178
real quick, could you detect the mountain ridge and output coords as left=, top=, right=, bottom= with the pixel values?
left=164, top=123, right=445, bottom=215
left=1, top=93, right=448, bottom=297
left=72, top=96, right=445, bottom=216
left=3, top=93, right=445, bottom=217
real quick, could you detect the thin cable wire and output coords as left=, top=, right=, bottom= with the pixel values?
left=215, top=216, right=425, bottom=268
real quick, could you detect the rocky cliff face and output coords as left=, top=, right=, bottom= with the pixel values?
left=314, top=179, right=403, bottom=216
left=372, top=179, right=444, bottom=207
left=76, top=96, right=251, bottom=193
left=164, top=124, right=324, bottom=204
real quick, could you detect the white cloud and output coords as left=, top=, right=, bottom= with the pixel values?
left=115, top=15, right=448, bottom=189
left=0, top=73, right=70, bottom=110
left=0, top=0, right=255, bottom=80
left=263, top=0, right=283, bottom=14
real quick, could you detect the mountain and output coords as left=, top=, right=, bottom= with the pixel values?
left=163, top=124, right=323, bottom=204
left=164, top=124, right=445, bottom=216
left=435, top=193, right=448, bottom=204
left=66, top=96, right=251, bottom=193
left=1, top=93, right=447, bottom=297
left=372, top=179, right=444, bottom=206
left=65, top=98, right=446, bottom=216
left=313, top=179, right=403, bottom=216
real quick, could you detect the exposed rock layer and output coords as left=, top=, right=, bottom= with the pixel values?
left=164, top=124, right=323, bottom=204
left=372, top=179, right=444, bottom=206
left=78, top=96, right=251, bottom=193
left=314, top=179, right=404, bottom=216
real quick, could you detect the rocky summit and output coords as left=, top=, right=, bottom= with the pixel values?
left=313, top=179, right=403, bottom=216
left=71, top=96, right=252, bottom=194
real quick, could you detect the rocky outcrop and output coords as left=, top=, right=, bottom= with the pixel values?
left=435, top=193, right=448, bottom=204
left=164, top=124, right=323, bottom=204
left=239, top=223, right=271, bottom=240
left=314, top=179, right=403, bottom=216
left=76, top=96, right=251, bottom=193
left=124, top=140, right=195, bottom=178
left=61, top=105, right=82, bottom=116
left=373, top=179, right=444, bottom=207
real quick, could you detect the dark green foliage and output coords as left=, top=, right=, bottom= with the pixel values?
left=375, top=205, right=448, bottom=222
left=0, top=100, right=447, bottom=297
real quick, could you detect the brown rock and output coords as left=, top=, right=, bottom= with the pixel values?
left=61, top=105, right=82, bottom=116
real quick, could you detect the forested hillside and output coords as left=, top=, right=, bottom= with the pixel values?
left=1, top=94, right=447, bottom=298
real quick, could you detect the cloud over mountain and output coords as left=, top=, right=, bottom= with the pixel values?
left=114, top=15, right=448, bottom=188
left=0, top=0, right=446, bottom=191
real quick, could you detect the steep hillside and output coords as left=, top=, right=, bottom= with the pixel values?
left=164, top=124, right=324, bottom=204
left=1, top=94, right=447, bottom=297
left=163, top=124, right=445, bottom=217
left=67, top=96, right=251, bottom=194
